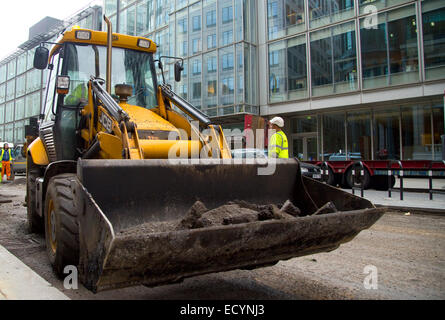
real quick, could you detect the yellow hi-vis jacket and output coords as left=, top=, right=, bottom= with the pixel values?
left=268, top=131, right=289, bottom=159
left=1, top=148, right=13, bottom=162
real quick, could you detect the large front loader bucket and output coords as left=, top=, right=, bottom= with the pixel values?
left=75, top=159, right=385, bottom=292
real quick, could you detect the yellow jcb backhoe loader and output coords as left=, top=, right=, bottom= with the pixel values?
left=26, top=17, right=385, bottom=293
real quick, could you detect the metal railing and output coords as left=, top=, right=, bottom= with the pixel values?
left=351, top=161, right=364, bottom=197
left=388, top=160, right=403, bottom=201
left=429, top=160, right=445, bottom=200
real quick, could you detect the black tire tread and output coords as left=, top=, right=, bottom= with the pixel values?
left=45, top=174, right=80, bottom=278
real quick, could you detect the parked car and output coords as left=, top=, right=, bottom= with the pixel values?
left=299, top=162, right=322, bottom=181
left=230, top=148, right=322, bottom=181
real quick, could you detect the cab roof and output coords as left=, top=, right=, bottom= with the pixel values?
left=49, top=27, right=157, bottom=58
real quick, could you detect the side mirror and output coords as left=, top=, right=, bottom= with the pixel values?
left=34, top=46, right=49, bottom=70
left=174, top=61, right=184, bottom=82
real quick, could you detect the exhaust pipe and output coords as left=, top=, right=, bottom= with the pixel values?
left=104, top=15, right=112, bottom=94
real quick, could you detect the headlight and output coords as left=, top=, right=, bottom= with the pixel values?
left=75, top=30, right=91, bottom=40
left=301, top=167, right=309, bottom=173
left=138, top=39, right=151, bottom=49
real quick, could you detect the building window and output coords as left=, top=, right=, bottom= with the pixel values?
left=222, top=6, right=233, bottom=24
left=222, top=78, right=234, bottom=95
left=361, top=5, right=419, bottom=89
left=222, top=30, right=233, bottom=46
left=347, top=111, right=372, bottom=160
left=309, top=0, right=355, bottom=28
left=373, top=108, right=400, bottom=160
left=206, top=10, right=217, bottom=27
left=192, top=15, right=201, bottom=31
left=268, top=1, right=278, bottom=18
left=222, top=53, right=234, bottom=70
left=207, top=56, right=217, bottom=72
left=192, top=38, right=202, bottom=54
left=207, top=80, right=217, bottom=97
left=178, top=18, right=188, bottom=33
left=192, top=60, right=202, bottom=75
left=269, top=35, right=308, bottom=102
left=267, top=0, right=305, bottom=41
left=192, top=82, right=201, bottom=99
left=207, top=34, right=217, bottom=49
left=180, top=41, right=188, bottom=56
left=422, top=0, right=445, bottom=81
left=269, top=51, right=279, bottom=67
left=311, top=21, right=357, bottom=96
left=323, top=113, right=346, bottom=158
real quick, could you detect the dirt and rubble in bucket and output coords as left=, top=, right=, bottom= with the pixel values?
left=118, top=199, right=338, bottom=238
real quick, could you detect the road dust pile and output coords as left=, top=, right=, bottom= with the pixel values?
left=118, top=199, right=338, bottom=237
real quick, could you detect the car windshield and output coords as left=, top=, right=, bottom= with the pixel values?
left=63, top=43, right=157, bottom=108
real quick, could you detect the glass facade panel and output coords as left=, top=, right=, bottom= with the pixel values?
left=423, top=0, right=445, bottom=81
left=311, top=22, right=357, bottom=96
left=0, top=64, right=6, bottom=83
left=137, top=0, right=155, bottom=35
left=7, top=60, right=16, bottom=80
left=204, top=0, right=217, bottom=51
left=15, top=97, right=25, bottom=121
left=269, top=35, right=307, bottom=102
left=17, top=54, right=27, bottom=75
left=189, top=2, right=202, bottom=55
left=120, top=4, right=136, bottom=35
left=361, top=5, right=419, bottom=89
left=155, top=0, right=171, bottom=28
left=26, top=69, right=41, bottom=93
left=347, top=111, right=371, bottom=160
left=401, top=105, right=432, bottom=160
left=267, top=0, right=305, bottom=41
left=6, top=80, right=15, bottom=101
left=105, top=0, right=118, bottom=16
left=432, top=102, right=444, bottom=160
left=374, top=108, right=400, bottom=160
left=5, top=101, right=14, bottom=123
left=220, top=1, right=234, bottom=47
left=16, top=74, right=26, bottom=98
left=220, top=46, right=235, bottom=106
left=0, top=83, right=5, bottom=104
left=309, top=0, right=355, bottom=29
left=4, top=123, right=13, bottom=142
left=14, top=120, right=25, bottom=144
left=203, top=51, right=218, bottom=110
left=323, top=113, right=345, bottom=159
left=0, top=105, right=4, bottom=124
left=292, top=116, right=318, bottom=134
left=176, top=9, right=188, bottom=57
left=27, top=49, right=36, bottom=71
left=359, top=0, right=412, bottom=14
left=189, top=56, right=202, bottom=108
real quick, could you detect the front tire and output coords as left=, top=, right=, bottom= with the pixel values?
left=44, top=174, right=80, bottom=277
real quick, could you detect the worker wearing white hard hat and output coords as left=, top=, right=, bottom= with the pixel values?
left=268, top=117, right=289, bottom=159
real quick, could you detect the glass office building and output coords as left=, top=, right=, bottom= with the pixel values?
left=1, top=0, right=444, bottom=162
left=265, top=0, right=445, bottom=161
left=106, top=0, right=444, bottom=161
left=0, top=6, right=102, bottom=145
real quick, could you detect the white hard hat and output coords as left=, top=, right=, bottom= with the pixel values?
left=270, top=116, right=284, bottom=128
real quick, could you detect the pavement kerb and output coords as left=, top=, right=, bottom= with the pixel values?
left=0, top=244, right=70, bottom=300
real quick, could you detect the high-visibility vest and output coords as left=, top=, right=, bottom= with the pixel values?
left=268, top=131, right=289, bottom=159
left=0, top=149, right=13, bottom=162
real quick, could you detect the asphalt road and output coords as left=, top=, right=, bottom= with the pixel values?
left=1, top=179, right=444, bottom=300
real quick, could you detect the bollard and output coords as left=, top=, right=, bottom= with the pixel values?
left=351, top=161, right=364, bottom=198
left=388, top=161, right=403, bottom=201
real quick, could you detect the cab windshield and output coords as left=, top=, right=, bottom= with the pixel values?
left=63, top=43, right=158, bottom=108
